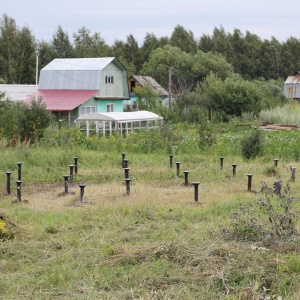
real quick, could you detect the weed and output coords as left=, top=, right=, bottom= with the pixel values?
left=228, top=181, right=298, bottom=243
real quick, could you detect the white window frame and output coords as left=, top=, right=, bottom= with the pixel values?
left=106, top=103, right=114, bottom=112
left=105, top=76, right=114, bottom=84
left=80, top=106, right=96, bottom=115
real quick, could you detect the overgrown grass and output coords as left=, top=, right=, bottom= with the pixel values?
left=1, top=127, right=300, bottom=299
left=259, top=100, right=300, bottom=125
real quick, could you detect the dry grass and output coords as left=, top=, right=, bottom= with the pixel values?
left=1, top=155, right=300, bottom=299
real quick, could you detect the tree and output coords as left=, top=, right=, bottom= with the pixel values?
left=52, top=25, right=74, bottom=58
left=260, top=37, right=282, bottom=79
left=191, top=50, right=233, bottom=82
left=198, top=73, right=263, bottom=120
left=0, top=96, right=22, bottom=140
left=73, top=27, right=110, bottom=58
left=212, top=26, right=234, bottom=63
left=124, top=34, right=142, bottom=72
left=38, top=41, right=56, bottom=70
left=18, top=99, right=53, bottom=143
left=198, top=34, right=214, bottom=52
left=141, top=45, right=193, bottom=92
left=141, top=33, right=160, bottom=63
left=141, top=45, right=234, bottom=94
left=281, top=37, right=300, bottom=77
left=170, top=25, right=197, bottom=54
left=0, top=14, right=36, bottom=84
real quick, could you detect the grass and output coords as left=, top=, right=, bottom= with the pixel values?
left=1, top=134, right=300, bottom=299
left=259, top=100, right=300, bottom=125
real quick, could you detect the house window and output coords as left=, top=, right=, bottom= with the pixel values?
left=130, top=81, right=136, bottom=92
left=105, top=76, right=114, bottom=84
left=106, top=103, right=114, bottom=112
left=80, top=106, right=96, bottom=115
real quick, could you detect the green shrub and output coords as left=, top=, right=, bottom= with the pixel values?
left=241, top=129, right=264, bottom=159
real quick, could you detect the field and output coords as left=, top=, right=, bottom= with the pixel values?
left=1, top=127, right=300, bottom=299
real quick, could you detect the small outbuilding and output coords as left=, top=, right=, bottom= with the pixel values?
left=283, top=72, right=300, bottom=100
left=75, top=110, right=163, bottom=137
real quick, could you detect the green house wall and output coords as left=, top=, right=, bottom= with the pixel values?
left=97, top=100, right=123, bottom=112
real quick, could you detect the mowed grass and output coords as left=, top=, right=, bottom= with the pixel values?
left=1, top=149, right=300, bottom=299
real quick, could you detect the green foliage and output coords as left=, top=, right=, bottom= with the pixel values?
left=241, top=129, right=264, bottom=159
left=199, top=73, right=264, bottom=119
left=0, top=98, right=21, bottom=140
left=134, top=82, right=162, bottom=112
left=0, top=14, right=36, bottom=84
left=18, top=99, right=53, bottom=143
left=40, top=127, right=87, bottom=148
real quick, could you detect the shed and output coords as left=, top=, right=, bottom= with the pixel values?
left=75, top=110, right=163, bottom=137
left=283, top=72, right=300, bottom=100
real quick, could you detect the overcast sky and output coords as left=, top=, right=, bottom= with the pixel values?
left=1, top=0, right=299, bottom=46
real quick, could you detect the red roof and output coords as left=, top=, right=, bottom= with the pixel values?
left=25, top=90, right=98, bottom=111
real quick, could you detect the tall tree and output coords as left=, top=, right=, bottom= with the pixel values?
left=0, top=14, right=36, bottom=84
left=52, top=25, right=74, bottom=58
left=111, top=39, right=136, bottom=76
left=243, top=31, right=262, bottom=79
left=124, top=34, right=142, bottom=73
left=170, top=25, right=197, bottom=54
left=260, top=37, right=282, bottom=79
left=38, top=40, right=56, bottom=70
left=0, top=14, right=18, bottom=83
left=73, top=26, right=110, bottom=58
left=281, top=37, right=300, bottom=77
left=211, top=26, right=234, bottom=63
left=141, top=45, right=193, bottom=93
left=141, top=33, right=159, bottom=63
left=198, top=34, right=214, bottom=52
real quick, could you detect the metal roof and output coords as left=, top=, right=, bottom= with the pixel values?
left=0, top=84, right=37, bottom=101
left=25, top=90, right=98, bottom=111
left=131, top=75, right=168, bottom=96
left=284, top=74, right=300, bottom=84
left=39, top=57, right=116, bottom=90
left=75, top=110, right=163, bottom=123
left=42, top=57, right=115, bottom=71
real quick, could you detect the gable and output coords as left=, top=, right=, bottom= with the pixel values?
left=39, top=57, right=119, bottom=90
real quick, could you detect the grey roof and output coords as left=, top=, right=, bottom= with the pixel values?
left=0, top=84, right=37, bottom=101
left=131, top=75, right=168, bottom=96
left=39, top=57, right=117, bottom=90
left=75, top=110, right=163, bottom=123
left=42, top=57, right=115, bottom=71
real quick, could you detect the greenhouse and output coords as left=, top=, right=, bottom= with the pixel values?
left=74, top=110, right=163, bottom=137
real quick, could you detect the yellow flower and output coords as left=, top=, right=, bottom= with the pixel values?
left=0, top=220, right=7, bottom=235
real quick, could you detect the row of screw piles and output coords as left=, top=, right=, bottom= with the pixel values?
left=122, top=152, right=131, bottom=195
left=169, top=155, right=200, bottom=202
left=64, top=157, right=86, bottom=203
left=5, top=162, right=23, bottom=201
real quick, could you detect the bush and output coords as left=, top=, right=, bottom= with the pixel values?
left=241, top=129, right=264, bottom=159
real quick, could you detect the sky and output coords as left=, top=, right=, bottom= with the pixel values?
left=1, top=0, right=299, bottom=46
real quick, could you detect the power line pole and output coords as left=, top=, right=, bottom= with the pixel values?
left=168, top=66, right=173, bottom=109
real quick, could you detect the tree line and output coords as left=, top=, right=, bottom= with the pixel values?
left=0, top=13, right=296, bottom=129
left=1, top=13, right=300, bottom=86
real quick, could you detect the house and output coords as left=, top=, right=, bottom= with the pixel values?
left=124, top=75, right=169, bottom=110
left=26, top=57, right=129, bottom=127
left=283, top=72, right=300, bottom=100
left=0, top=84, right=37, bottom=102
